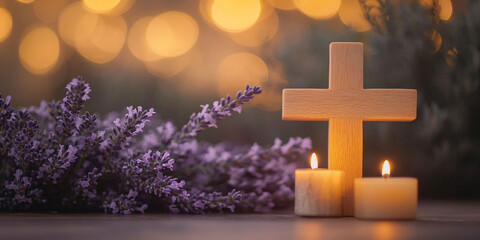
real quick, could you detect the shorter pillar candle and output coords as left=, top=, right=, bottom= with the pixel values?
left=295, top=153, right=344, bottom=217
left=354, top=160, right=417, bottom=220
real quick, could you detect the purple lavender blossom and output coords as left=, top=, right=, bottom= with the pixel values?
left=103, top=106, right=155, bottom=161
left=183, top=189, right=242, bottom=213
left=176, top=85, right=262, bottom=142
left=37, top=145, right=78, bottom=184
left=0, top=76, right=310, bottom=214
left=56, top=76, right=91, bottom=139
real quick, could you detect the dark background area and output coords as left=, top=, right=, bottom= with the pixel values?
left=0, top=0, right=478, bottom=199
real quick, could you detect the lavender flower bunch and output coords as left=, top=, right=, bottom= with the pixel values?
left=0, top=77, right=311, bottom=214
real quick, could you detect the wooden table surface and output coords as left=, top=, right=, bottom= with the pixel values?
left=1, top=201, right=479, bottom=240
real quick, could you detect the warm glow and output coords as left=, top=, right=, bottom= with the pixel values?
left=374, top=222, right=395, bottom=240
left=201, top=0, right=270, bottom=28
left=294, top=0, right=341, bottom=20
left=265, top=0, right=296, bottom=10
left=128, top=17, right=162, bottom=62
left=217, top=52, right=268, bottom=96
left=228, top=10, right=279, bottom=47
left=145, top=54, right=191, bottom=79
left=255, top=88, right=283, bottom=111
left=199, top=0, right=216, bottom=27
left=256, top=1, right=276, bottom=21
left=76, top=16, right=127, bottom=64
left=382, top=160, right=390, bottom=177
left=146, top=11, right=199, bottom=58
left=59, top=2, right=126, bottom=63
left=0, top=8, right=12, bottom=43
left=90, top=18, right=126, bottom=52
left=339, top=0, right=372, bottom=32
left=438, top=0, right=453, bottom=20
left=33, top=0, right=67, bottom=24
left=109, top=0, right=135, bottom=16
left=211, top=0, right=262, bottom=32
left=19, top=26, right=60, bottom=74
left=58, top=2, right=99, bottom=47
left=82, top=0, right=122, bottom=14
left=446, top=48, right=457, bottom=67
left=430, top=29, right=442, bottom=53
left=17, top=0, right=35, bottom=3
left=310, top=153, right=318, bottom=169
left=252, top=64, right=286, bottom=111
left=420, top=0, right=452, bottom=21
left=294, top=222, right=322, bottom=239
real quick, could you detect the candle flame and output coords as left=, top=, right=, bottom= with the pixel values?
left=310, top=153, right=318, bottom=169
left=382, top=160, right=390, bottom=177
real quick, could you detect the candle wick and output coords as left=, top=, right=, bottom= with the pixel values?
left=383, top=174, right=390, bottom=180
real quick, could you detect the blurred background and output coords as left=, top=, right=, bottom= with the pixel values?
left=0, top=0, right=478, bottom=199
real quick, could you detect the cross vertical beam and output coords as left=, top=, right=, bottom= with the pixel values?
left=328, top=43, right=364, bottom=216
left=282, top=42, right=417, bottom=217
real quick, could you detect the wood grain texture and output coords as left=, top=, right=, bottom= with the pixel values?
left=282, top=42, right=418, bottom=217
left=282, top=89, right=417, bottom=121
left=295, top=170, right=344, bottom=217
left=328, top=118, right=363, bottom=216
left=329, top=42, right=363, bottom=90
left=1, top=202, right=480, bottom=240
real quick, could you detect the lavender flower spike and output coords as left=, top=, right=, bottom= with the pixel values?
left=56, top=76, right=91, bottom=139
left=1, top=78, right=306, bottom=215
left=177, top=85, right=262, bottom=142
left=103, top=106, right=155, bottom=159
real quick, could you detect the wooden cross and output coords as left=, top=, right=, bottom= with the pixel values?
left=282, top=42, right=417, bottom=216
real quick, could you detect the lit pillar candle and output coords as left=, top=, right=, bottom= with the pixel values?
left=354, top=160, right=418, bottom=220
left=295, top=153, right=344, bottom=217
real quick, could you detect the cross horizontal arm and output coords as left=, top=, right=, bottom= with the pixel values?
left=282, top=89, right=417, bottom=121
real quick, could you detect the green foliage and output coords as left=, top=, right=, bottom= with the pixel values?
left=363, top=0, right=480, bottom=197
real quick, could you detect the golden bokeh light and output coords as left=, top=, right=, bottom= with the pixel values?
left=199, top=0, right=216, bottom=27
left=200, top=0, right=271, bottom=28
left=0, top=8, right=13, bottom=43
left=16, top=0, right=35, bottom=3
left=251, top=62, right=286, bottom=111
left=90, top=18, right=126, bottom=53
left=146, top=11, right=199, bottom=58
left=257, top=0, right=275, bottom=21
left=211, top=0, right=262, bottom=32
left=429, top=29, right=442, bottom=53
left=217, top=52, right=268, bottom=97
left=175, top=49, right=219, bottom=96
left=106, top=0, right=135, bottom=16
left=82, top=0, right=121, bottom=14
left=82, top=0, right=134, bottom=16
left=58, top=2, right=99, bottom=47
left=145, top=54, right=191, bottom=78
left=339, top=0, right=372, bottom=32
left=59, top=2, right=127, bottom=64
left=294, top=0, right=341, bottom=20
left=446, top=47, right=457, bottom=67
left=265, top=0, right=296, bottom=10
left=33, top=0, right=68, bottom=23
left=128, top=17, right=163, bottom=62
left=76, top=16, right=127, bottom=64
left=19, top=26, right=60, bottom=74
left=420, top=0, right=452, bottom=21
left=229, top=10, right=279, bottom=47
left=439, top=0, right=453, bottom=20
